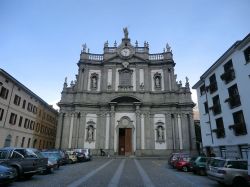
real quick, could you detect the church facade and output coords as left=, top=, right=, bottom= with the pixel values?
left=55, top=29, right=196, bottom=156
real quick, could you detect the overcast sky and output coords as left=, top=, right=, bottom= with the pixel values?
left=1, top=0, right=250, bottom=109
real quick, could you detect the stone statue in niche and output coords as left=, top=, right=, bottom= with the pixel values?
left=157, top=126, right=164, bottom=141
left=87, top=125, right=94, bottom=142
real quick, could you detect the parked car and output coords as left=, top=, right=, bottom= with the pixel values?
left=0, top=164, right=17, bottom=185
left=40, top=152, right=59, bottom=173
left=0, top=147, right=47, bottom=179
left=175, top=156, right=196, bottom=172
left=41, top=151, right=63, bottom=167
left=45, top=149, right=68, bottom=165
left=82, top=149, right=92, bottom=161
left=192, top=156, right=209, bottom=175
left=207, top=158, right=250, bottom=187
left=168, top=152, right=190, bottom=168
left=73, top=149, right=86, bottom=162
left=65, top=151, right=78, bottom=164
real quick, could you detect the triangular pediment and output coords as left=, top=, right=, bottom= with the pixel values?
left=104, top=54, right=148, bottom=63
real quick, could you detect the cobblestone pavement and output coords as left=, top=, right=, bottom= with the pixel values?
left=9, top=158, right=221, bottom=187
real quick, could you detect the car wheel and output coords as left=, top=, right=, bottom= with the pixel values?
left=232, top=177, right=248, bottom=187
left=182, top=166, right=188, bottom=172
left=69, top=159, right=73, bottom=164
left=199, top=168, right=206, bottom=176
left=12, top=166, right=20, bottom=179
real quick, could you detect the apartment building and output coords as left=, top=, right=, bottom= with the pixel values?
left=0, top=68, right=58, bottom=149
left=192, top=33, right=250, bottom=158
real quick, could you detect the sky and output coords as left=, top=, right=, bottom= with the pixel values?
left=1, top=0, right=250, bottom=110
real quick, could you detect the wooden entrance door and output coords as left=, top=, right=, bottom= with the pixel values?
left=118, top=128, right=132, bottom=155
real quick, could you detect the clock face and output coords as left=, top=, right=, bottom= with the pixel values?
left=121, top=48, right=131, bottom=57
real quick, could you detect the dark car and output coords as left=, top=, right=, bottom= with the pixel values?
left=0, top=147, right=48, bottom=179
left=73, top=149, right=92, bottom=162
left=168, top=152, right=190, bottom=168
left=0, top=164, right=17, bottom=185
left=27, top=148, right=58, bottom=174
left=192, top=156, right=209, bottom=175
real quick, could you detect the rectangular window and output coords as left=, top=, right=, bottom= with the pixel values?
left=244, top=46, right=250, bottom=64
left=221, top=60, right=235, bottom=84
left=200, top=84, right=206, bottom=96
left=0, top=86, right=9, bottom=99
left=211, top=95, right=221, bottom=115
left=0, top=108, right=4, bottom=121
left=27, top=138, right=31, bottom=147
left=204, top=102, right=209, bottom=114
left=220, top=146, right=226, bottom=158
left=213, top=117, right=225, bottom=138
left=22, top=100, right=26, bottom=109
left=239, top=145, right=248, bottom=159
left=21, top=137, right=25, bottom=147
left=13, top=94, right=21, bottom=106
left=24, top=118, right=30, bottom=129
left=18, top=116, right=23, bottom=127
left=9, top=113, right=17, bottom=125
left=208, top=74, right=218, bottom=93
left=225, top=84, right=241, bottom=108
left=33, top=106, right=37, bottom=114
left=230, top=110, right=247, bottom=136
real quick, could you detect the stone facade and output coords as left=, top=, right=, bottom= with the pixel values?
left=56, top=29, right=196, bottom=156
left=0, top=69, right=58, bottom=149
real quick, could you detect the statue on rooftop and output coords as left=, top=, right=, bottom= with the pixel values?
left=123, top=27, right=129, bottom=38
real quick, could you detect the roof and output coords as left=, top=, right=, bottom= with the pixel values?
left=192, top=33, right=250, bottom=89
left=0, top=68, right=58, bottom=114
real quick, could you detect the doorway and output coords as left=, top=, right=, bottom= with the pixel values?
left=118, top=128, right=132, bottom=155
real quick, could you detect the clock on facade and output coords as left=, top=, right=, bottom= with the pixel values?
left=120, top=48, right=131, bottom=57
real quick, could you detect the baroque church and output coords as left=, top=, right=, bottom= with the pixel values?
left=55, top=28, right=196, bottom=156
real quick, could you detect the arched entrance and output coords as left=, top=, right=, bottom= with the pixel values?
left=117, top=116, right=134, bottom=156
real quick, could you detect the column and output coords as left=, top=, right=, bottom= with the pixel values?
left=55, top=113, right=64, bottom=149
left=72, top=112, right=80, bottom=148
left=188, top=112, right=196, bottom=151
left=83, top=67, right=89, bottom=91
left=144, top=111, right=151, bottom=149
left=165, top=113, right=172, bottom=149
left=62, top=113, right=71, bottom=149
left=136, top=67, right=140, bottom=91
left=105, top=113, right=110, bottom=149
left=68, top=113, right=75, bottom=149
left=109, top=102, right=116, bottom=153
left=135, top=103, right=141, bottom=150
left=141, top=114, right=145, bottom=149
left=163, top=66, right=169, bottom=91
left=177, top=114, right=183, bottom=150
left=77, top=112, right=86, bottom=148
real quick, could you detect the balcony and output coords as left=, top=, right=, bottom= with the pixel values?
left=229, top=123, right=247, bottom=136
left=220, top=69, right=235, bottom=84
left=212, top=128, right=225, bottom=138
left=206, top=82, right=218, bottom=93
left=225, top=95, right=241, bottom=109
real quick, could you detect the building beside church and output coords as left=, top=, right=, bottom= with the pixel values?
left=0, top=69, right=58, bottom=149
left=192, top=33, right=250, bottom=158
left=56, top=29, right=196, bottom=156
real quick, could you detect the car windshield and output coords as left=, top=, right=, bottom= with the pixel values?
left=210, top=159, right=225, bottom=167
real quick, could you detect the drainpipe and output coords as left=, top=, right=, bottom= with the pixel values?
left=204, top=80, right=214, bottom=144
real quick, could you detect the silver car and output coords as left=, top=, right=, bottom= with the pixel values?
left=207, top=157, right=249, bottom=187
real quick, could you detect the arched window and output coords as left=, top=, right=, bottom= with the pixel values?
left=154, top=72, right=162, bottom=90
left=90, top=73, right=98, bottom=90
left=33, top=139, right=37, bottom=148
left=4, top=135, right=12, bottom=147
